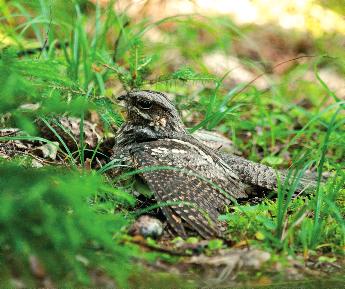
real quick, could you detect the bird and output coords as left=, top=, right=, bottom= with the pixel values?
left=112, top=90, right=317, bottom=239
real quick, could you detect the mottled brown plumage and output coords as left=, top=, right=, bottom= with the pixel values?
left=113, top=90, right=247, bottom=238
left=112, top=90, right=316, bottom=238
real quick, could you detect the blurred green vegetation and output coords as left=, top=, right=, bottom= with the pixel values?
left=0, top=162, right=135, bottom=287
left=318, top=0, right=345, bottom=14
left=0, top=0, right=344, bottom=287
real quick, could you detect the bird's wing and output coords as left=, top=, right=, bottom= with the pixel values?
left=135, top=167, right=222, bottom=238
left=129, top=139, right=245, bottom=238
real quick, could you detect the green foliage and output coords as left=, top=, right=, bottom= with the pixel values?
left=128, top=38, right=151, bottom=88
left=105, top=44, right=218, bottom=90
left=0, top=49, right=91, bottom=134
left=221, top=168, right=345, bottom=254
left=0, top=0, right=344, bottom=286
left=0, top=162, right=135, bottom=286
left=152, top=66, right=217, bottom=87
left=207, top=239, right=224, bottom=250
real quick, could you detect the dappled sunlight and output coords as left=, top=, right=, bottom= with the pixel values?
left=111, top=0, right=345, bottom=36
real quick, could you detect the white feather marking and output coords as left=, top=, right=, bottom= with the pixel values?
left=169, top=139, right=214, bottom=164
left=171, top=149, right=187, bottom=154
left=151, top=147, right=169, bottom=155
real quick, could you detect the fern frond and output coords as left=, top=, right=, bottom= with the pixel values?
left=128, top=38, right=152, bottom=89
left=147, top=66, right=217, bottom=85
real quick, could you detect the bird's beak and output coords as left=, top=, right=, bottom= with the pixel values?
left=116, top=92, right=152, bottom=121
left=120, top=108, right=127, bottom=119
left=117, top=93, right=128, bottom=119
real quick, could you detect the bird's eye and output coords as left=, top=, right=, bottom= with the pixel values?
left=137, top=99, right=153, bottom=110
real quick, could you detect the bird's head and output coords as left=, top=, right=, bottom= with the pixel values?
left=118, top=90, right=186, bottom=133
left=116, top=90, right=186, bottom=145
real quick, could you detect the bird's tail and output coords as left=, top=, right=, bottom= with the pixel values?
left=221, top=153, right=319, bottom=193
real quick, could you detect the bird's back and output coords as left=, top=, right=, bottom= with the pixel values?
left=128, top=135, right=247, bottom=238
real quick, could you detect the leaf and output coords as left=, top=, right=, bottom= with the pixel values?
left=318, top=256, right=337, bottom=263
left=262, top=156, right=284, bottom=166
left=186, top=237, right=199, bottom=244
left=255, top=231, right=265, bottom=240
left=256, top=215, right=276, bottom=230
left=33, top=142, right=59, bottom=160
left=208, top=239, right=223, bottom=250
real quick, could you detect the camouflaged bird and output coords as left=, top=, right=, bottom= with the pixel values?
left=113, top=90, right=316, bottom=239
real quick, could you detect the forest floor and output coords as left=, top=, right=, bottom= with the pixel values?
left=0, top=1, right=344, bottom=288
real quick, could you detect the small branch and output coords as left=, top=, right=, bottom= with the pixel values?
left=20, top=151, right=60, bottom=165
left=102, top=64, right=130, bottom=92
left=128, top=238, right=192, bottom=257
left=102, top=63, right=117, bottom=72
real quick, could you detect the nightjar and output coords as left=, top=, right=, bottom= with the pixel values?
left=113, top=90, right=247, bottom=239
left=112, top=90, right=317, bottom=238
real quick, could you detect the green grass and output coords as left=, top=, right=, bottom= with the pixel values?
left=0, top=0, right=344, bottom=286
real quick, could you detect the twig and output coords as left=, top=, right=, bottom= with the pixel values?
left=16, top=151, right=61, bottom=165
left=102, top=63, right=117, bottom=72
left=129, top=238, right=192, bottom=257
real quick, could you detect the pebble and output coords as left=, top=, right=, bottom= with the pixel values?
left=129, top=215, right=163, bottom=238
